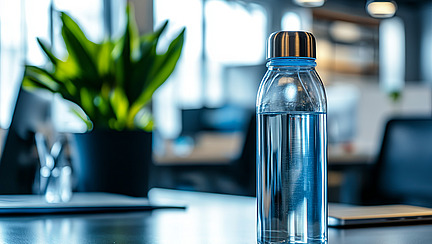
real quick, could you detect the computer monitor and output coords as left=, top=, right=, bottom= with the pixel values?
left=0, top=87, right=52, bottom=194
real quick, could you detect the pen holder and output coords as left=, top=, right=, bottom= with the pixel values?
left=35, top=133, right=73, bottom=203
left=41, top=163, right=72, bottom=203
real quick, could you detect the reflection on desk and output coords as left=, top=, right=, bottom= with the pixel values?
left=1, top=189, right=432, bottom=243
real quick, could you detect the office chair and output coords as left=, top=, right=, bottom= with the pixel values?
left=363, top=117, right=432, bottom=207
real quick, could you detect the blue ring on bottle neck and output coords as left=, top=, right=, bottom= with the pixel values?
left=267, top=57, right=316, bottom=67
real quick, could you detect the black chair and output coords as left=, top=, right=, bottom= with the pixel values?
left=362, top=117, right=432, bottom=207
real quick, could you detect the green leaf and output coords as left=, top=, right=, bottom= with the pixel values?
left=127, top=40, right=157, bottom=104
left=24, top=65, right=60, bottom=91
left=126, top=5, right=140, bottom=60
left=125, top=22, right=168, bottom=103
left=24, top=66, right=80, bottom=106
left=127, top=29, right=185, bottom=126
left=22, top=76, right=56, bottom=93
left=37, top=38, right=61, bottom=65
left=93, top=83, right=115, bottom=121
left=60, top=12, right=98, bottom=54
left=140, top=20, right=168, bottom=43
left=120, top=4, right=141, bottom=104
left=80, top=88, right=95, bottom=119
left=70, top=107, right=93, bottom=130
left=125, top=23, right=166, bottom=103
left=127, top=22, right=168, bottom=102
left=142, top=120, right=154, bottom=132
left=61, top=12, right=99, bottom=82
left=134, top=108, right=154, bottom=131
left=110, top=87, right=129, bottom=128
left=148, top=28, right=185, bottom=98
left=147, top=30, right=185, bottom=101
left=55, top=56, right=79, bottom=80
left=96, top=41, right=115, bottom=78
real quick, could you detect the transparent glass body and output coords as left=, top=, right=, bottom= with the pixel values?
left=256, top=58, right=327, bottom=244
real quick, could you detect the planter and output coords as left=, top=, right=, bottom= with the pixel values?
left=73, top=130, right=152, bottom=197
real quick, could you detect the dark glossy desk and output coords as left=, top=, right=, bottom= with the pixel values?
left=1, top=189, right=432, bottom=243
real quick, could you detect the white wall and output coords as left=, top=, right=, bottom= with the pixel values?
left=352, top=81, right=431, bottom=156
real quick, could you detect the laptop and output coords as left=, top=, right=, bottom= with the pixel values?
left=329, top=203, right=432, bottom=227
left=0, top=192, right=186, bottom=215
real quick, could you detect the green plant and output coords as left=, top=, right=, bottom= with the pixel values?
left=23, top=5, right=185, bottom=131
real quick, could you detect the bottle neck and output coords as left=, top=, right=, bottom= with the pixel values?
left=267, top=57, right=316, bottom=69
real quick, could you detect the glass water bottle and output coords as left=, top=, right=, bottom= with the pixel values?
left=256, top=31, right=328, bottom=244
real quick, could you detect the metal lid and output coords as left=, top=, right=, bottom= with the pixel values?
left=267, top=31, right=316, bottom=59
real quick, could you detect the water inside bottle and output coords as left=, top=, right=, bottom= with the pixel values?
left=257, top=112, right=327, bottom=244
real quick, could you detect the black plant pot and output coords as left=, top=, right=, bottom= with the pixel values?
left=73, top=130, right=152, bottom=197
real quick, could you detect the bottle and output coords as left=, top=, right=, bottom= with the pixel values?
left=256, top=31, right=327, bottom=244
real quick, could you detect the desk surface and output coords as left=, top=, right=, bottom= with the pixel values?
left=0, top=189, right=432, bottom=244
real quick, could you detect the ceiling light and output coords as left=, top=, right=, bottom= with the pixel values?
left=366, top=0, right=397, bottom=18
left=293, top=0, right=326, bottom=8
left=329, top=21, right=362, bottom=43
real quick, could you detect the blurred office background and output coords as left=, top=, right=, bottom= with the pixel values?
left=1, top=0, right=432, bottom=200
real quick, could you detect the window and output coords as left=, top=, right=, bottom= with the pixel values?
left=0, top=0, right=27, bottom=128
left=153, top=0, right=267, bottom=138
left=0, top=0, right=106, bottom=130
left=205, top=1, right=266, bottom=64
left=379, top=17, right=405, bottom=94
left=282, top=12, right=302, bottom=31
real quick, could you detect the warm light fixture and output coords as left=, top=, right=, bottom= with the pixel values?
left=329, top=21, right=362, bottom=43
left=293, top=0, right=326, bottom=8
left=366, top=0, right=398, bottom=18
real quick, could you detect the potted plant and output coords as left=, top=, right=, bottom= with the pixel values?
left=23, top=5, right=185, bottom=197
